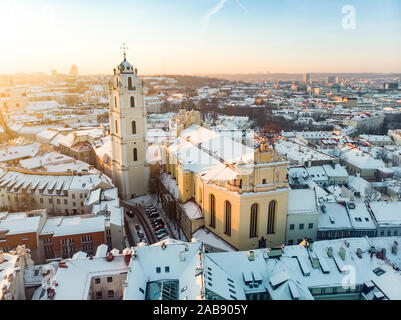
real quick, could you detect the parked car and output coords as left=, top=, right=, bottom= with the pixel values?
left=152, top=221, right=164, bottom=228
left=157, top=233, right=169, bottom=240
left=127, top=210, right=134, bottom=218
left=151, top=218, right=163, bottom=224
left=134, top=224, right=141, bottom=231
left=148, top=213, right=160, bottom=219
left=155, top=228, right=167, bottom=235
left=154, top=225, right=165, bottom=232
left=137, top=230, right=144, bottom=238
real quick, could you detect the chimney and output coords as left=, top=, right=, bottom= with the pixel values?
left=392, top=241, right=398, bottom=255
left=248, top=250, right=255, bottom=261
left=339, top=247, right=346, bottom=261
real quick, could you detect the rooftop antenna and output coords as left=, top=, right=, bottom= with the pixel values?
left=120, top=43, right=128, bottom=61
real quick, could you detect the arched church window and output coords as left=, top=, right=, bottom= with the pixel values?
left=210, top=194, right=216, bottom=228
left=133, top=148, right=138, bottom=161
left=224, top=201, right=232, bottom=236
left=250, top=203, right=258, bottom=238
left=128, top=77, right=133, bottom=90
left=132, top=121, right=136, bottom=134
left=131, top=96, right=135, bottom=108
left=267, top=200, right=277, bottom=235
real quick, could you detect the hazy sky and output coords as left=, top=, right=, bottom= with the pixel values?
left=0, top=0, right=400, bottom=75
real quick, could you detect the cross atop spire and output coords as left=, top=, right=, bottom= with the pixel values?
left=120, top=43, right=128, bottom=61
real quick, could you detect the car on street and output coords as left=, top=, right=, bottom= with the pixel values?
left=154, top=224, right=165, bottom=231
left=137, top=230, right=144, bottom=238
left=155, top=228, right=167, bottom=235
left=127, top=210, right=134, bottom=218
left=135, top=224, right=140, bottom=231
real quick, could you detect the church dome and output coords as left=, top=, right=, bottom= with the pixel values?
left=118, top=59, right=134, bottom=73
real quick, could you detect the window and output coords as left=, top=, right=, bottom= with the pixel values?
left=128, top=77, right=133, bottom=90
left=210, top=194, right=216, bottom=228
left=57, top=199, right=60, bottom=205
left=250, top=203, right=258, bottom=238
left=267, top=200, right=276, bottom=235
left=309, top=223, right=314, bottom=229
left=108, top=290, right=114, bottom=298
left=156, top=267, right=161, bottom=273
left=373, top=267, right=385, bottom=276
left=299, top=224, right=304, bottom=230
left=387, top=231, right=391, bottom=236
left=133, top=148, right=138, bottom=161
left=262, top=179, right=266, bottom=184
left=114, top=96, right=117, bottom=108
left=95, top=278, right=101, bottom=284
left=96, top=291, right=102, bottom=299
left=73, top=202, right=76, bottom=207
left=115, top=120, right=118, bottom=134
left=381, top=231, right=384, bottom=236
left=165, top=266, right=170, bottom=273
left=224, top=201, right=231, bottom=236
left=72, top=194, right=75, bottom=199
left=290, top=224, right=295, bottom=230
left=288, top=240, right=294, bottom=245
left=130, top=96, right=135, bottom=108
left=80, top=194, right=83, bottom=199
left=132, top=121, right=136, bottom=134
left=40, top=198, right=43, bottom=204
left=107, top=277, right=113, bottom=283
left=64, top=199, right=67, bottom=205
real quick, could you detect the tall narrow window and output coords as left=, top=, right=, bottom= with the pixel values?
left=130, top=96, right=135, bottom=108
left=250, top=203, right=258, bottom=238
left=128, top=77, right=133, bottom=90
left=210, top=194, right=216, bottom=228
left=133, top=148, right=138, bottom=161
left=132, top=121, right=136, bottom=134
left=267, top=200, right=277, bottom=235
left=114, top=96, right=117, bottom=108
left=115, top=120, right=118, bottom=134
left=224, top=201, right=231, bottom=236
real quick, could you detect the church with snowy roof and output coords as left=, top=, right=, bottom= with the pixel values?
left=161, top=109, right=291, bottom=251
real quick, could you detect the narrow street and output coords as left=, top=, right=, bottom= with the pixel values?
left=121, top=201, right=157, bottom=244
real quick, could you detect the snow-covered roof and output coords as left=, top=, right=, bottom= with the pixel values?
left=369, top=201, right=401, bottom=226
left=318, top=202, right=352, bottom=231
left=288, top=189, right=318, bottom=215
left=40, top=215, right=106, bottom=237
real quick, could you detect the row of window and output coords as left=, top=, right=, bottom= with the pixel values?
left=96, top=290, right=115, bottom=299
left=209, top=195, right=277, bottom=238
left=114, top=95, right=136, bottom=109
left=114, top=120, right=138, bottom=135
left=289, top=223, right=314, bottom=230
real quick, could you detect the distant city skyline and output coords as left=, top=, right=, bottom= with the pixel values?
left=0, top=0, right=400, bottom=75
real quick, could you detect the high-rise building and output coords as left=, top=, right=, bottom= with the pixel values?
left=69, top=65, right=78, bottom=76
left=303, top=73, right=311, bottom=84
left=108, top=52, right=149, bottom=200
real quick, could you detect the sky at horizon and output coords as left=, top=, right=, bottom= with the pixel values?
left=0, top=0, right=400, bottom=75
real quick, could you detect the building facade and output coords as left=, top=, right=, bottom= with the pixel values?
left=109, top=54, right=149, bottom=200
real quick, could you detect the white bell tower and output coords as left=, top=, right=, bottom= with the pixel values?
left=109, top=45, right=149, bottom=200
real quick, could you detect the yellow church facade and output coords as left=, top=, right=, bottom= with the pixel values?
left=162, top=110, right=290, bottom=251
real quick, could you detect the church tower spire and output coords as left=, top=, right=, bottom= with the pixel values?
left=108, top=46, right=149, bottom=199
